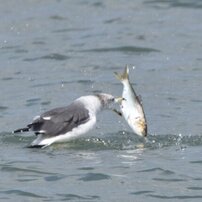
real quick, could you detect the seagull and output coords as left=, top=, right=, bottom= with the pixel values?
left=13, top=93, right=121, bottom=148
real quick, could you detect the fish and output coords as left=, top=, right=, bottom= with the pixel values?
left=114, top=65, right=147, bottom=137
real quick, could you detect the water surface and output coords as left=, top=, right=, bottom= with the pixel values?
left=1, top=0, right=202, bottom=201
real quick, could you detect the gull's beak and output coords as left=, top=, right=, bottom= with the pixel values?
left=114, top=97, right=126, bottom=104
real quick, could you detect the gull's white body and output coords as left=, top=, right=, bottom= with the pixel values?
left=14, top=94, right=115, bottom=148
left=31, top=96, right=99, bottom=147
left=31, top=116, right=96, bottom=147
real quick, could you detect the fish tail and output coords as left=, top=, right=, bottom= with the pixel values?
left=114, top=65, right=129, bottom=81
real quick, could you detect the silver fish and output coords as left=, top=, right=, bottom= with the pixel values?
left=114, top=66, right=147, bottom=137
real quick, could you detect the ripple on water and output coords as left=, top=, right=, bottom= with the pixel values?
left=30, top=82, right=56, bottom=88
left=79, top=173, right=111, bottom=182
left=130, top=190, right=154, bottom=195
left=144, top=0, right=202, bottom=9
left=56, top=194, right=100, bottom=201
left=40, top=101, right=51, bottom=106
left=78, top=167, right=94, bottom=171
left=104, top=17, right=122, bottom=24
left=137, top=167, right=175, bottom=175
left=190, top=160, right=202, bottom=164
left=0, top=45, right=21, bottom=50
left=0, top=106, right=8, bottom=118
left=137, top=167, right=188, bottom=184
left=49, top=15, right=66, bottom=21
left=52, top=27, right=90, bottom=33
left=25, top=98, right=41, bottom=107
left=24, top=53, right=70, bottom=61
left=1, top=164, right=55, bottom=176
left=1, top=77, right=14, bottom=81
left=148, top=194, right=202, bottom=199
left=0, top=106, right=8, bottom=111
left=80, top=46, right=160, bottom=54
left=152, top=178, right=186, bottom=182
left=44, top=174, right=66, bottom=182
left=187, top=187, right=202, bottom=190
left=77, top=80, right=94, bottom=85
left=0, top=190, right=46, bottom=199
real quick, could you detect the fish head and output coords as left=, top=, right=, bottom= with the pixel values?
left=114, top=97, right=126, bottom=104
left=132, top=117, right=147, bottom=137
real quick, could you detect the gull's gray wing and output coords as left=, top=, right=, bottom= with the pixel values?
left=28, top=102, right=90, bottom=137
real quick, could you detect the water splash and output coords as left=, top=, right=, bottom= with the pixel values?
left=1, top=132, right=202, bottom=150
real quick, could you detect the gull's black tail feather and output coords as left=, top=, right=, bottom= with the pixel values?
left=13, top=127, right=29, bottom=133
left=26, top=144, right=45, bottom=149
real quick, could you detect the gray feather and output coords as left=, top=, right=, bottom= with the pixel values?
left=28, top=101, right=90, bottom=137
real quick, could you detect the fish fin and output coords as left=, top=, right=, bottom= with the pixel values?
left=114, top=65, right=129, bottom=81
left=112, top=109, right=122, bottom=117
left=136, top=95, right=142, bottom=105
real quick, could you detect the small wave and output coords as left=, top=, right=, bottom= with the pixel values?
left=148, top=194, right=202, bottom=199
left=1, top=165, right=55, bottom=175
left=52, top=28, right=90, bottom=33
left=77, top=80, right=94, bottom=85
left=144, top=0, right=202, bottom=9
left=25, top=98, right=41, bottom=107
left=130, top=190, right=154, bottom=195
left=137, top=167, right=175, bottom=174
left=79, top=172, right=111, bottom=181
left=80, top=46, right=160, bottom=53
left=0, top=190, right=46, bottom=199
left=56, top=194, right=99, bottom=201
left=49, top=15, right=66, bottom=21
left=30, top=82, right=56, bottom=88
left=15, top=49, right=28, bottom=54
left=0, top=45, right=21, bottom=50
left=41, top=101, right=51, bottom=106
left=104, top=17, right=122, bottom=24
left=26, top=98, right=41, bottom=103
left=0, top=106, right=8, bottom=111
left=24, top=53, right=70, bottom=61
left=1, top=77, right=14, bottom=81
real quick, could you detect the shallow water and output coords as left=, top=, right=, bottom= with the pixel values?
left=1, top=0, right=202, bottom=201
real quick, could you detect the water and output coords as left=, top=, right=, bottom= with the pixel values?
left=1, top=0, right=202, bottom=201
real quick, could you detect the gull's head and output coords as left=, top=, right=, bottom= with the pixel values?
left=95, top=93, right=125, bottom=111
left=96, top=93, right=115, bottom=109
